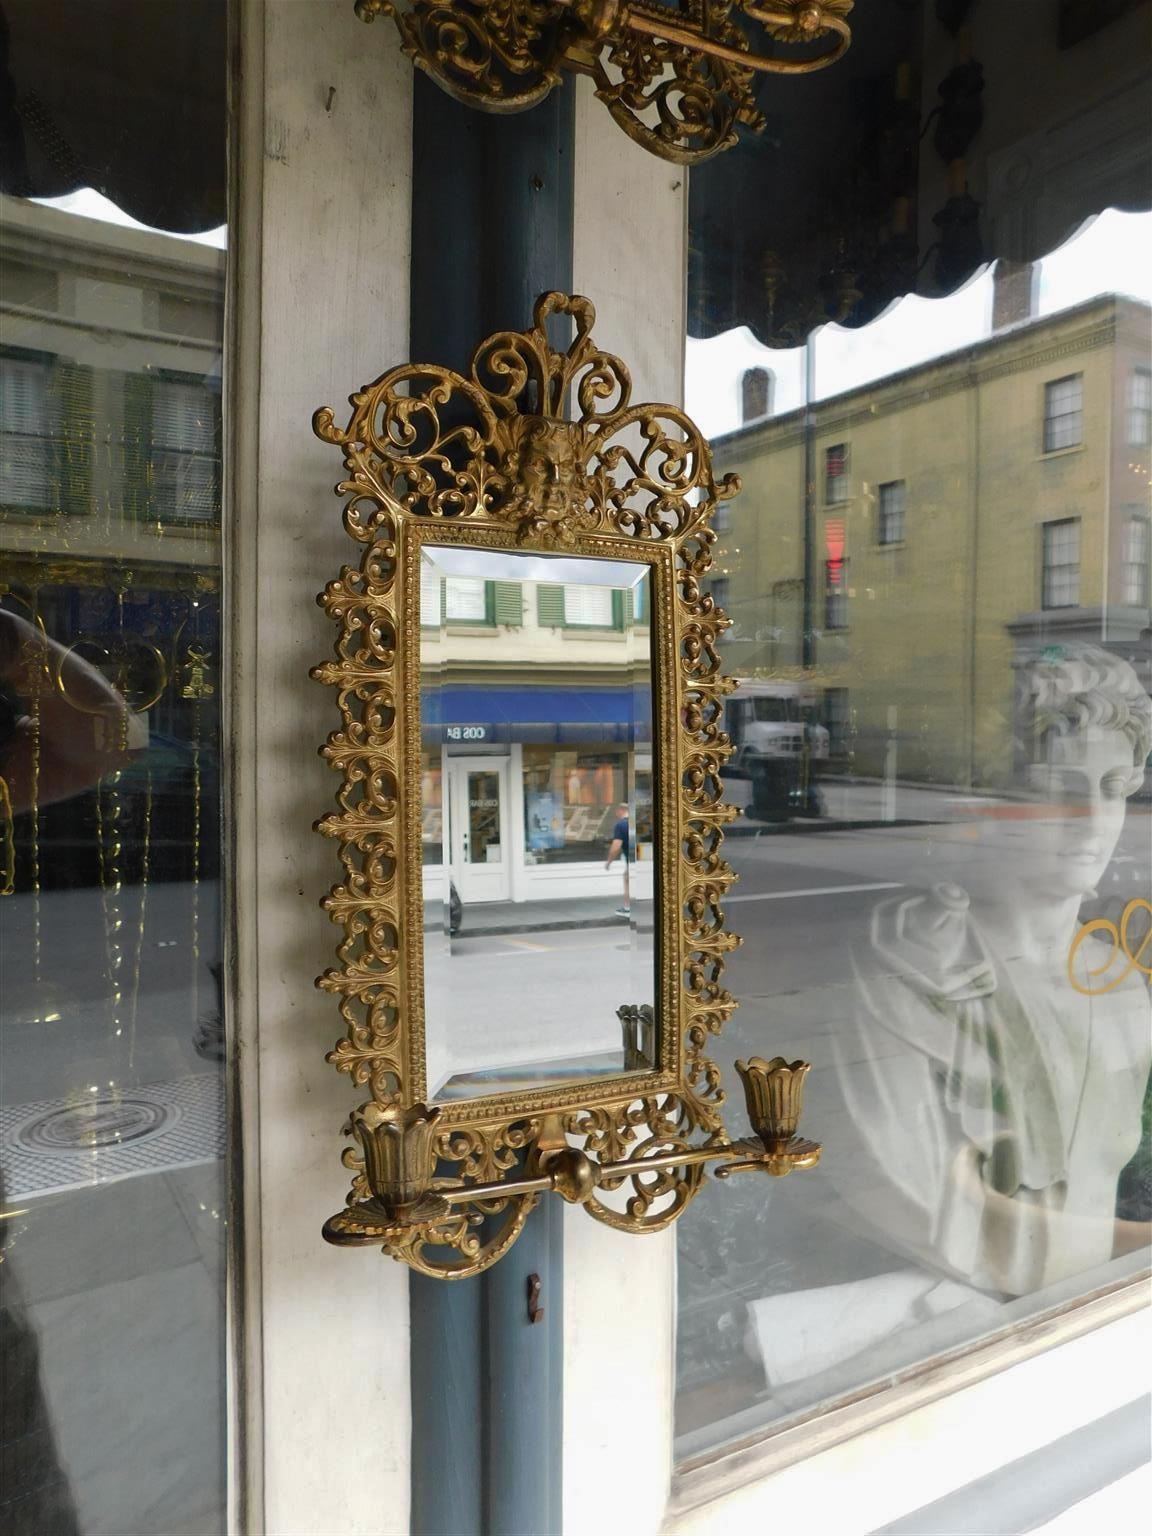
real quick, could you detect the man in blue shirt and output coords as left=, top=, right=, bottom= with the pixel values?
left=605, top=803, right=631, bottom=918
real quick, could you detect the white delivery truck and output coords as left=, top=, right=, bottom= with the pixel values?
left=722, top=679, right=828, bottom=821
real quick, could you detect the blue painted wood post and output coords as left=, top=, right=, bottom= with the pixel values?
left=408, top=72, right=574, bottom=1536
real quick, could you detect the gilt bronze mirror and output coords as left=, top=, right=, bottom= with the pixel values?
left=312, top=292, right=818, bottom=1278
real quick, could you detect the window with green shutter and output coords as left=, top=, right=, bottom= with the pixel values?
left=122, top=368, right=153, bottom=522
left=536, top=583, right=566, bottom=627
left=53, top=361, right=95, bottom=517
left=1, top=347, right=59, bottom=513
left=0, top=347, right=94, bottom=517
left=564, top=584, right=616, bottom=627
left=492, top=580, right=523, bottom=626
left=150, top=369, right=222, bottom=526
left=444, top=576, right=493, bottom=624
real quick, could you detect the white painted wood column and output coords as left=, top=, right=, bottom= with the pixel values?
left=230, top=5, right=412, bottom=1531
left=563, top=78, right=688, bottom=1536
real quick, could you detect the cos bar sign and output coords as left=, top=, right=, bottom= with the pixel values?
left=445, top=725, right=489, bottom=742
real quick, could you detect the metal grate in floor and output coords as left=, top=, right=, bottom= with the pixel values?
left=0, top=1073, right=224, bottom=1199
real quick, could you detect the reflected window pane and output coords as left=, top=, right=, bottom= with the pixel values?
left=445, top=576, right=488, bottom=623
left=878, top=480, right=906, bottom=546
left=1127, top=367, right=1151, bottom=446
left=1043, top=373, right=1083, bottom=451
left=1042, top=517, right=1081, bottom=608
left=563, top=583, right=614, bottom=626
left=0, top=4, right=228, bottom=1529
left=824, top=442, right=849, bottom=504
left=1122, top=515, right=1150, bottom=606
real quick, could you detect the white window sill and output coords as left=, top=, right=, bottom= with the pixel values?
left=664, top=1275, right=1150, bottom=1536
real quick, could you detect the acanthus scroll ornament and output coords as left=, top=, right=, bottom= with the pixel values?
left=313, top=290, right=740, bottom=549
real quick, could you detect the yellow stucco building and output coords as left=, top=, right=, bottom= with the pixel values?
left=711, top=294, right=1152, bottom=788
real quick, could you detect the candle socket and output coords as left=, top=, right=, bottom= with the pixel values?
left=352, top=1101, right=441, bottom=1217
left=735, top=1056, right=811, bottom=1153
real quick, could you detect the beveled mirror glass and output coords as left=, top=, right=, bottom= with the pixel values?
left=418, top=545, right=655, bottom=1101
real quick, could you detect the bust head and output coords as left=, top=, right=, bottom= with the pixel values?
left=1010, top=645, right=1151, bottom=899
left=1027, top=643, right=1151, bottom=795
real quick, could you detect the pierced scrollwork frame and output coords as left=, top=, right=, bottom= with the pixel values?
left=311, top=292, right=745, bottom=1277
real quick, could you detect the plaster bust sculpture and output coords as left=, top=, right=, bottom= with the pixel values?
left=835, top=644, right=1151, bottom=1298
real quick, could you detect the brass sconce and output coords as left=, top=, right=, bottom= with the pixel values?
left=312, top=291, right=819, bottom=1277
left=354, top=0, right=854, bottom=164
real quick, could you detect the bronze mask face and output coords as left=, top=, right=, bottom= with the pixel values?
left=501, top=416, right=590, bottom=544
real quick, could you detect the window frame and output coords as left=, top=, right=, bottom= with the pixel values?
left=443, top=574, right=495, bottom=626
left=144, top=364, right=223, bottom=528
left=877, top=479, right=906, bottom=546
left=823, top=556, right=849, bottom=630
left=227, top=12, right=1152, bottom=1532
left=1126, top=366, right=1151, bottom=448
left=1121, top=513, right=1150, bottom=607
left=1041, top=516, right=1081, bottom=609
left=0, top=343, right=64, bottom=516
left=561, top=581, right=623, bottom=629
left=824, top=441, right=850, bottom=504
left=1042, top=373, right=1084, bottom=453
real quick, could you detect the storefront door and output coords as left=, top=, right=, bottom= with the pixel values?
left=448, top=756, right=511, bottom=905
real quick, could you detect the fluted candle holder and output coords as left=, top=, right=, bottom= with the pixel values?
left=715, top=1056, right=822, bottom=1178
left=355, top=1102, right=442, bottom=1212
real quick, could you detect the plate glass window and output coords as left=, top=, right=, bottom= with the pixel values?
left=677, top=0, right=1151, bottom=1463
left=0, top=3, right=230, bottom=1530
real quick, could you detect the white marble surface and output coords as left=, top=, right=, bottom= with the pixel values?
left=30, top=1261, right=225, bottom=1534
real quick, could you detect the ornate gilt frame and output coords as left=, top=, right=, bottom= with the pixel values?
left=311, top=293, right=815, bottom=1278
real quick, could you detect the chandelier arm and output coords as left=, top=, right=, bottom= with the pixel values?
left=619, top=9, right=851, bottom=76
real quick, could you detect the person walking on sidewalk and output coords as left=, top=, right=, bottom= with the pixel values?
left=606, top=803, right=631, bottom=917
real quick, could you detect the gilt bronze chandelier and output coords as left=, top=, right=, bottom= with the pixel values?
left=355, top=0, right=854, bottom=163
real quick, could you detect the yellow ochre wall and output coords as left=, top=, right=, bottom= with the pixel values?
left=711, top=296, right=1150, bottom=788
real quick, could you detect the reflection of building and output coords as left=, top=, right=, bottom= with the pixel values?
left=710, top=295, right=1152, bottom=787
left=419, top=557, right=652, bottom=903
left=1, top=195, right=225, bottom=885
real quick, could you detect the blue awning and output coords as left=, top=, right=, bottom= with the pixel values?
left=421, top=684, right=651, bottom=746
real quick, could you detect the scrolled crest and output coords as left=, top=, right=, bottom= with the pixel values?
left=313, top=292, right=737, bottom=548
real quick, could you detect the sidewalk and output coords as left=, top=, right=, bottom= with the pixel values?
left=723, top=773, right=949, bottom=835
left=457, top=894, right=631, bottom=937
left=721, top=773, right=1152, bottom=835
